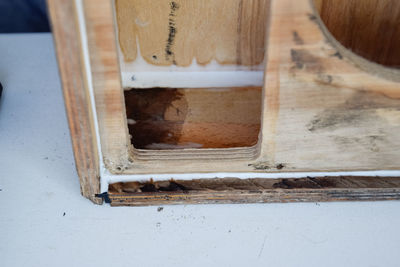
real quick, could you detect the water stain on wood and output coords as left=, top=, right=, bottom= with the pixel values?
left=307, top=91, right=400, bottom=132
left=290, top=49, right=324, bottom=73
left=125, top=88, right=186, bottom=149
left=124, top=87, right=262, bottom=150
left=292, top=31, right=304, bottom=45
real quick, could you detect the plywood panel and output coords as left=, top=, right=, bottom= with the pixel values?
left=315, top=0, right=400, bottom=67
left=115, top=0, right=269, bottom=66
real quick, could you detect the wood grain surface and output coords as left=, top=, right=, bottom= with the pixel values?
left=107, top=176, right=400, bottom=206
left=47, top=0, right=101, bottom=204
left=115, top=0, right=269, bottom=66
left=125, top=87, right=262, bottom=149
left=314, top=0, right=400, bottom=67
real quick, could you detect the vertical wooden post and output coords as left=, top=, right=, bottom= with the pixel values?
left=47, top=0, right=102, bottom=204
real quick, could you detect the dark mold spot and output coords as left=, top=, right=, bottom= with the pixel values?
left=124, top=88, right=187, bottom=149
left=307, top=91, right=400, bottom=132
left=118, top=179, right=189, bottom=193
left=290, top=49, right=304, bottom=69
left=307, top=13, right=318, bottom=22
left=165, top=2, right=180, bottom=64
left=249, top=162, right=270, bottom=170
left=331, top=51, right=343, bottom=60
left=290, top=49, right=324, bottom=73
left=273, top=177, right=335, bottom=189
left=307, top=110, right=364, bottom=132
left=273, top=179, right=294, bottom=189
left=159, top=181, right=187, bottom=192
left=276, top=163, right=285, bottom=170
left=333, top=135, right=387, bottom=153
left=157, top=207, right=164, bottom=212
left=152, top=55, right=158, bottom=60
left=292, top=31, right=304, bottom=45
left=141, top=183, right=158, bottom=192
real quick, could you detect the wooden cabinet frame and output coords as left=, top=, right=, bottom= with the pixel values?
left=48, top=0, right=400, bottom=205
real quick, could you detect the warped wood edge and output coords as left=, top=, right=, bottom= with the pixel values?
left=47, top=0, right=102, bottom=204
left=103, top=177, right=400, bottom=206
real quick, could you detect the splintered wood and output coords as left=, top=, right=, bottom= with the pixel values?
left=115, top=0, right=269, bottom=66
left=108, top=177, right=400, bottom=206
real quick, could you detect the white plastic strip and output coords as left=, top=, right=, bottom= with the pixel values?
left=75, top=0, right=108, bottom=187
left=122, top=71, right=264, bottom=88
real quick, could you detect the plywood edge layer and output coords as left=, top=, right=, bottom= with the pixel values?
left=104, top=176, right=400, bottom=206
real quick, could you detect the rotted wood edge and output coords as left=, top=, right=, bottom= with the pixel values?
left=47, top=0, right=102, bottom=204
left=104, top=177, right=400, bottom=206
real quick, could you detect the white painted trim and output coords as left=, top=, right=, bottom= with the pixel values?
left=76, top=0, right=400, bottom=194
left=75, top=0, right=108, bottom=190
left=122, top=71, right=264, bottom=88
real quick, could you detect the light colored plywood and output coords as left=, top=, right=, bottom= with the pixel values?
left=115, top=0, right=269, bottom=66
left=77, top=0, right=400, bottom=176
left=50, top=0, right=400, bottom=205
left=257, top=0, right=400, bottom=172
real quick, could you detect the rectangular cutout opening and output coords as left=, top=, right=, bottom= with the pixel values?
left=112, top=0, right=269, bottom=159
left=125, top=86, right=262, bottom=150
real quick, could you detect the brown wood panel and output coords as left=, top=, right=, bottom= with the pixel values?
left=47, top=0, right=101, bottom=204
left=314, top=0, right=400, bottom=67
left=106, top=177, right=400, bottom=206
left=124, top=87, right=262, bottom=149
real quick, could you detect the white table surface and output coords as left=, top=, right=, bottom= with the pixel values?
left=0, top=33, right=399, bottom=267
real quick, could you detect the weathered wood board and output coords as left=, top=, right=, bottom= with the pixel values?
left=47, top=0, right=101, bottom=204
left=106, top=177, right=400, bottom=206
